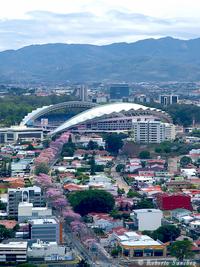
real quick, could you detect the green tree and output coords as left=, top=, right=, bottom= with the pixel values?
left=169, top=239, right=193, bottom=261
left=26, top=143, right=34, bottom=150
left=152, top=225, right=181, bottom=243
left=0, top=200, right=6, bottom=210
left=109, top=209, right=122, bottom=219
left=34, top=162, right=50, bottom=175
left=139, top=151, right=150, bottom=159
left=116, top=164, right=125, bottom=173
left=127, top=189, right=142, bottom=198
left=87, top=140, right=99, bottom=150
left=180, top=156, right=192, bottom=167
left=111, top=246, right=122, bottom=257
left=135, top=199, right=154, bottom=209
left=105, top=133, right=124, bottom=154
left=61, top=140, right=76, bottom=157
left=117, top=188, right=125, bottom=196
left=0, top=225, right=14, bottom=240
left=68, top=189, right=115, bottom=216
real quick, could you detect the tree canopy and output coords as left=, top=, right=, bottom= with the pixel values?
left=152, top=225, right=181, bottom=243
left=139, top=151, right=150, bottom=159
left=105, top=133, right=125, bottom=154
left=180, top=156, right=192, bottom=167
left=68, top=189, right=115, bottom=216
left=169, top=239, right=193, bottom=261
left=34, top=162, right=50, bottom=176
left=134, top=199, right=154, bottom=209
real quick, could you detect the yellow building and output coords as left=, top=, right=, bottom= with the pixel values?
left=116, top=232, right=166, bottom=258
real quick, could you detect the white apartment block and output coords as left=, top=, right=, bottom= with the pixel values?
left=132, top=121, right=175, bottom=144
left=130, top=209, right=163, bottom=231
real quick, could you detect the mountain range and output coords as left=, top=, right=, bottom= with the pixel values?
left=1, top=37, right=200, bottom=83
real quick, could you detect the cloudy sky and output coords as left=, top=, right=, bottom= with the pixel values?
left=0, top=0, right=200, bottom=50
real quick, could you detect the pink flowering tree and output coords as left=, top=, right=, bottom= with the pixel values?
left=46, top=188, right=62, bottom=199
left=62, top=209, right=81, bottom=222
left=51, top=197, right=68, bottom=211
left=35, top=173, right=52, bottom=188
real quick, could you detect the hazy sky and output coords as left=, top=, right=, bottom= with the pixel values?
left=0, top=0, right=200, bottom=50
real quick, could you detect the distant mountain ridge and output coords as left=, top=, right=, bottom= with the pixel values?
left=1, top=37, right=200, bottom=83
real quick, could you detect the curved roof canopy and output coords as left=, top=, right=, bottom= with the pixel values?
left=50, top=102, right=171, bottom=135
left=20, top=101, right=97, bottom=126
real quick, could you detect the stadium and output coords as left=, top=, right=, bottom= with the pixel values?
left=20, top=102, right=175, bottom=144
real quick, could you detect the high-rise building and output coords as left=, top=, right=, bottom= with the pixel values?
left=110, top=84, right=129, bottom=100
left=79, top=85, right=88, bottom=102
left=132, top=121, right=175, bottom=144
left=159, top=95, right=179, bottom=106
left=8, top=186, right=45, bottom=218
left=29, top=218, right=61, bottom=243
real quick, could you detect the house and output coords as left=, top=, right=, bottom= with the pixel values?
left=181, top=168, right=197, bottom=179
left=63, top=183, right=88, bottom=192
left=171, top=208, right=192, bottom=222
left=89, top=213, right=123, bottom=232
left=88, top=174, right=118, bottom=196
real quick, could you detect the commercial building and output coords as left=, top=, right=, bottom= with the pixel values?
left=0, top=241, right=27, bottom=263
left=156, top=193, right=192, bottom=211
left=27, top=239, right=73, bottom=261
left=109, top=84, right=129, bottom=100
left=133, top=94, right=151, bottom=104
left=115, top=231, right=166, bottom=258
left=18, top=202, right=52, bottom=222
left=0, top=125, right=43, bottom=143
left=8, top=186, right=45, bottom=218
left=159, top=95, right=179, bottom=106
left=130, top=209, right=163, bottom=231
left=29, top=218, right=61, bottom=243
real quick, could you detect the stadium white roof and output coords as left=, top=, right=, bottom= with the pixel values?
left=50, top=102, right=167, bottom=135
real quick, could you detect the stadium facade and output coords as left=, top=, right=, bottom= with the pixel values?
left=50, top=102, right=176, bottom=144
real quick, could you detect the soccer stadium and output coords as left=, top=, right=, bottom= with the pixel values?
left=20, top=102, right=175, bottom=144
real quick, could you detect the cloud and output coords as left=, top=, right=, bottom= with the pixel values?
left=0, top=9, right=199, bottom=50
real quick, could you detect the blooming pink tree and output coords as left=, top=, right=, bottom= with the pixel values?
left=46, top=188, right=62, bottom=199
left=51, top=197, right=68, bottom=211
left=35, top=173, right=52, bottom=188
left=62, top=209, right=81, bottom=221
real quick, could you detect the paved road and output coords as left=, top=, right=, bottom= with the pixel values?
left=111, top=164, right=130, bottom=193
left=64, top=224, right=118, bottom=267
